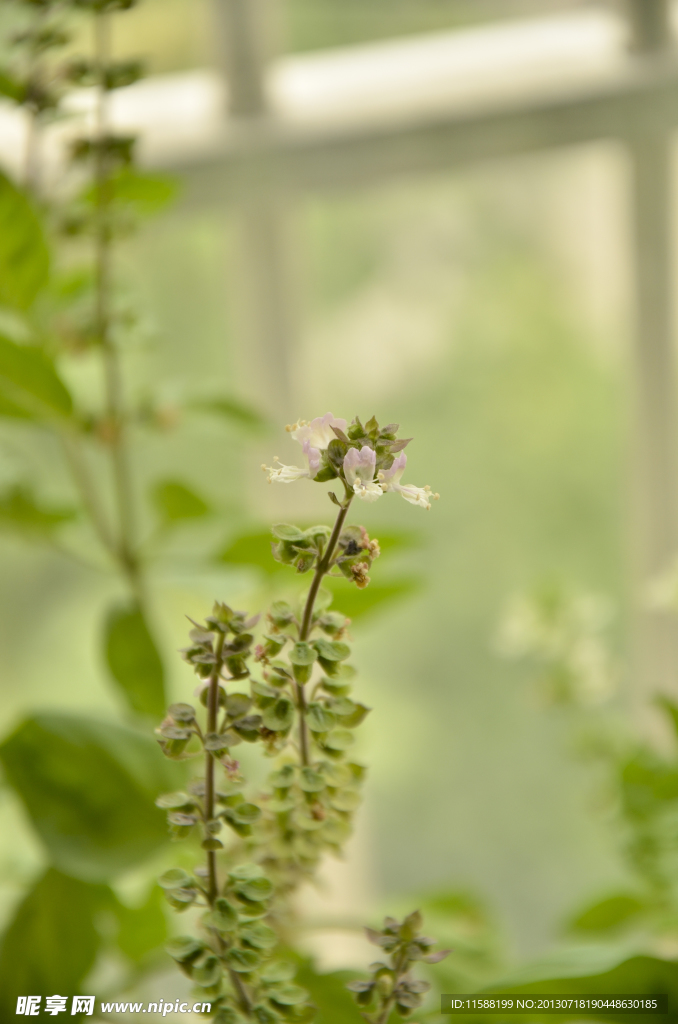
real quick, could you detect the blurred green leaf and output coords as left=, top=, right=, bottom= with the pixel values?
left=294, top=958, right=358, bottom=1024
left=113, top=885, right=168, bottom=963
left=217, top=529, right=284, bottom=574
left=0, top=484, right=76, bottom=535
left=0, top=71, right=23, bottom=102
left=488, top=953, right=678, bottom=1022
left=0, top=712, right=178, bottom=880
left=151, top=479, right=210, bottom=525
left=0, top=334, right=73, bottom=419
left=191, top=396, right=268, bottom=431
left=83, top=168, right=178, bottom=215
left=325, top=578, right=421, bottom=621
left=568, top=895, right=647, bottom=934
left=217, top=528, right=418, bottom=583
left=0, top=868, right=108, bottom=1020
left=104, top=602, right=166, bottom=717
left=656, top=695, right=678, bottom=742
left=0, top=171, right=49, bottom=310
left=420, top=890, right=489, bottom=923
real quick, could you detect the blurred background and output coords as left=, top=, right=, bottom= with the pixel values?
left=2, top=0, right=678, bottom=1018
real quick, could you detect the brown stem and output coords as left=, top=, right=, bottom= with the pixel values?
left=205, top=631, right=226, bottom=903
left=93, top=11, right=139, bottom=598
left=294, top=494, right=353, bottom=766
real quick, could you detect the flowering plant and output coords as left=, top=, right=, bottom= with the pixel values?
left=157, top=414, right=448, bottom=1023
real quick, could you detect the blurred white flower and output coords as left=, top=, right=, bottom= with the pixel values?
left=287, top=412, right=347, bottom=450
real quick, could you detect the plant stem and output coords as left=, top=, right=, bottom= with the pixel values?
left=203, top=632, right=254, bottom=1017
left=228, top=967, right=253, bottom=1016
left=205, top=631, right=226, bottom=904
left=22, top=5, right=49, bottom=195
left=295, top=494, right=353, bottom=766
left=59, top=430, right=118, bottom=558
left=375, top=952, right=409, bottom=1024
left=93, top=10, right=140, bottom=600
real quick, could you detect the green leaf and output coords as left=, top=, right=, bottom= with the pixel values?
left=0, top=485, right=76, bottom=535
left=158, top=868, right=193, bottom=890
left=0, top=868, right=108, bottom=1020
left=0, top=712, right=178, bottom=880
left=229, top=802, right=262, bottom=825
left=226, top=948, right=261, bottom=973
left=241, top=922, right=278, bottom=950
left=289, top=641, right=318, bottom=666
left=83, top=168, right=178, bottom=214
left=262, top=697, right=295, bottom=733
left=208, top=898, right=239, bottom=933
left=0, top=71, right=23, bottom=102
left=269, top=985, right=309, bottom=1006
left=325, top=578, right=421, bottom=622
left=218, top=530, right=285, bottom=575
left=293, top=960, right=357, bottom=1024
left=104, top=602, right=166, bottom=717
left=166, top=936, right=204, bottom=962
left=113, top=886, right=168, bottom=963
left=0, top=171, right=49, bottom=310
left=191, top=395, right=267, bottom=431
left=194, top=954, right=223, bottom=986
left=152, top=479, right=210, bottom=524
left=299, top=767, right=325, bottom=792
left=234, top=875, right=274, bottom=903
left=487, top=953, right=678, bottom=1022
left=0, top=334, right=72, bottom=419
left=569, top=894, right=647, bottom=934
left=312, top=639, right=350, bottom=662
left=272, top=523, right=306, bottom=542
left=323, top=729, right=355, bottom=752
left=307, top=703, right=336, bottom=734
left=657, top=695, right=678, bottom=741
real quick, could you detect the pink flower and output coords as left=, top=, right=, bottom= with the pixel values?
left=343, top=446, right=382, bottom=502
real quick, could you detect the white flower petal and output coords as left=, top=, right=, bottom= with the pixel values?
left=379, top=452, right=407, bottom=488
left=343, top=445, right=376, bottom=488
left=290, top=413, right=347, bottom=451
left=353, top=480, right=383, bottom=503
left=264, top=461, right=310, bottom=483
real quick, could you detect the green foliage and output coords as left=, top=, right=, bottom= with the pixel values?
left=113, top=885, right=168, bottom=963
left=0, top=484, right=76, bottom=535
left=0, top=171, right=49, bottom=310
left=568, top=894, right=647, bottom=935
left=0, top=334, right=73, bottom=419
left=193, top=395, right=268, bottom=431
left=104, top=602, right=166, bottom=716
left=0, top=868, right=106, bottom=1021
left=0, top=712, right=177, bottom=880
left=152, top=478, right=211, bottom=525
left=294, top=960, right=358, bottom=1024
left=488, top=952, right=678, bottom=1022
left=82, top=168, right=178, bottom=215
